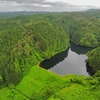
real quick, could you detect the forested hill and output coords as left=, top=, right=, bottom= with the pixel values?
left=1, top=10, right=100, bottom=85
left=0, top=13, right=70, bottom=85
left=0, top=9, right=100, bottom=100
left=0, top=11, right=49, bottom=19
left=84, top=9, right=100, bottom=18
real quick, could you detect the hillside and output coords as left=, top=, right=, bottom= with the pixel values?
left=0, top=14, right=70, bottom=85
left=0, top=66, right=100, bottom=100
left=86, top=47, right=100, bottom=70
left=0, top=11, right=49, bottom=19
left=0, top=10, right=100, bottom=99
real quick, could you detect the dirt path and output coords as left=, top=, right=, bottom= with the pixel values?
left=60, top=84, right=76, bottom=94
left=14, top=88, right=31, bottom=100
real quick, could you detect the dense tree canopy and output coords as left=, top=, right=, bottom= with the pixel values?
left=0, top=9, right=100, bottom=100
left=0, top=9, right=100, bottom=85
left=0, top=13, right=70, bottom=85
left=86, top=47, right=100, bottom=70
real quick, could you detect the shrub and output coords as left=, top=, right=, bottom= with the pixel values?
left=89, top=79, right=99, bottom=85
left=93, top=71, right=100, bottom=77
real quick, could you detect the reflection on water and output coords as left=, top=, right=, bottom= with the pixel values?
left=39, top=48, right=69, bottom=69
left=86, top=63, right=97, bottom=76
left=40, top=42, right=94, bottom=76
left=70, top=42, right=93, bottom=55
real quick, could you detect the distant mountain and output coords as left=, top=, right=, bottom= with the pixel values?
left=86, top=9, right=100, bottom=12
left=0, top=11, right=50, bottom=19
left=83, top=9, right=100, bottom=19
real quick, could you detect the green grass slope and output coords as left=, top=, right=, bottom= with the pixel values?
left=1, top=65, right=100, bottom=100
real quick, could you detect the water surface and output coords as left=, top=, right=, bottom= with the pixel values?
left=40, top=42, right=93, bottom=76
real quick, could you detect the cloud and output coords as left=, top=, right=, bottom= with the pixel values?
left=0, top=0, right=100, bottom=12
left=0, top=0, right=76, bottom=12
left=0, top=0, right=74, bottom=7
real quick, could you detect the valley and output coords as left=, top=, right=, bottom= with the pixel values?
left=0, top=10, right=100, bottom=100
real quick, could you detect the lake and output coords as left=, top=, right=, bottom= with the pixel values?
left=40, top=42, right=94, bottom=76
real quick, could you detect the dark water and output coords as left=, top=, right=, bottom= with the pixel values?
left=40, top=42, right=94, bottom=76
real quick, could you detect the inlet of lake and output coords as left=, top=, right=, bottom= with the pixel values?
left=40, top=42, right=95, bottom=76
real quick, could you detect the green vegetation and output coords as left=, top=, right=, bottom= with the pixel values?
left=0, top=10, right=100, bottom=99
left=0, top=66, right=100, bottom=100
left=0, top=14, right=69, bottom=85
left=86, top=47, right=100, bottom=70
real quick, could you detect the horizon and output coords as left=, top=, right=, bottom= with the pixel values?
left=0, top=0, right=100, bottom=12
left=0, top=8, right=100, bottom=13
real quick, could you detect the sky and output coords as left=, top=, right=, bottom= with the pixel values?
left=0, top=0, right=100, bottom=12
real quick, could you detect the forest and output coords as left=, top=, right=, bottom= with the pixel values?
left=0, top=9, right=100, bottom=100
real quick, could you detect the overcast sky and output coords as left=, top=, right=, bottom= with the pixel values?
left=0, top=0, right=100, bottom=12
